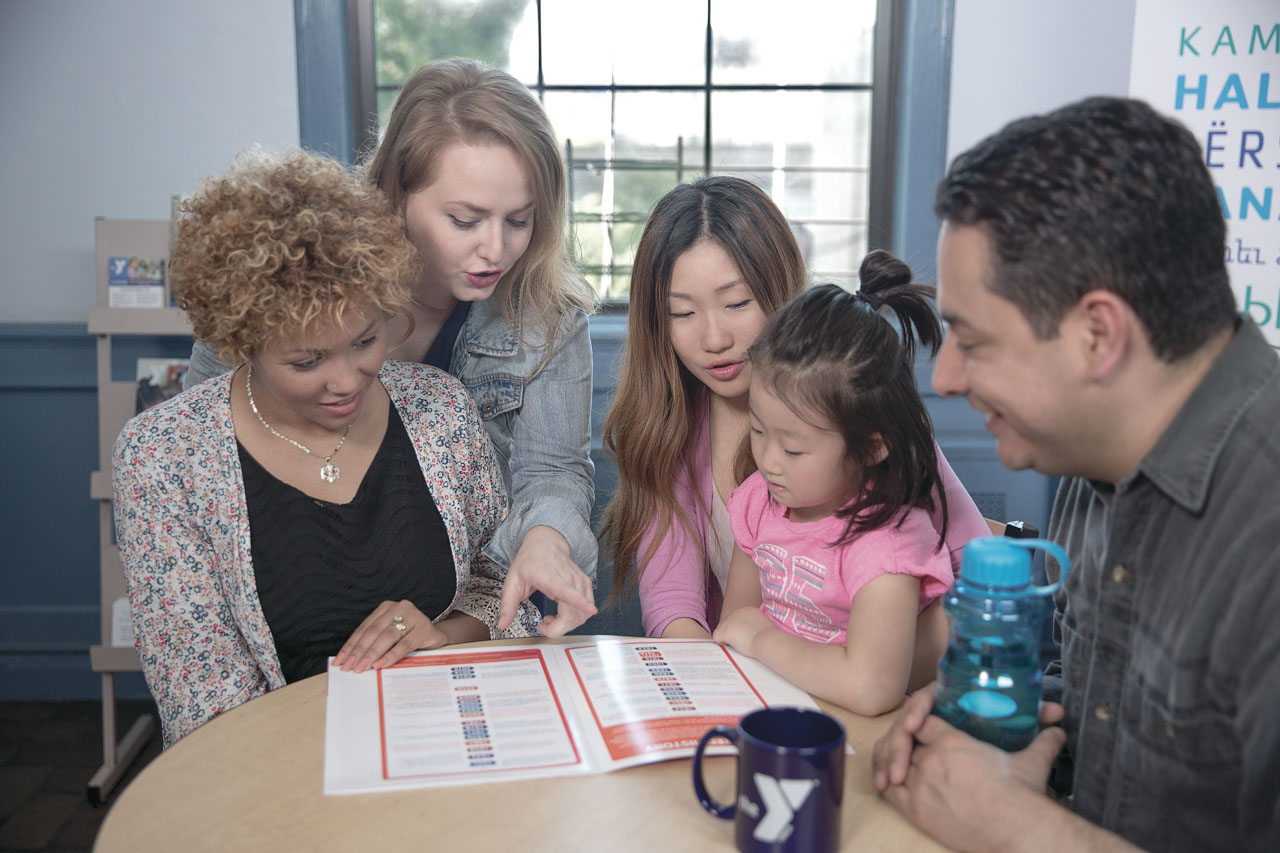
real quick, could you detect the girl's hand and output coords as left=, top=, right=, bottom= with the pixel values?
left=334, top=600, right=447, bottom=673
left=712, top=606, right=773, bottom=655
left=496, top=526, right=597, bottom=637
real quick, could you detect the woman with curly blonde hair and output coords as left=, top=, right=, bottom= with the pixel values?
left=186, top=59, right=599, bottom=636
left=114, top=148, right=539, bottom=747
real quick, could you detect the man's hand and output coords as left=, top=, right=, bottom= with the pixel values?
left=873, top=686, right=1064, bottom=791
left=873, top=694, right=1067, bottom=852
left=872, top=682, right=939, bottom=791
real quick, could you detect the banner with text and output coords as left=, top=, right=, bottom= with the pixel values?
left=1129, top=2, right=1279, bottom=348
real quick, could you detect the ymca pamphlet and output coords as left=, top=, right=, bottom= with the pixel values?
left=107, top=256, right=166, bottom=308
left=323, top=638, right=817, bottom=795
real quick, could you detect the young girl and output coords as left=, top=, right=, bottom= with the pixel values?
left=714, top=251, right=965, bottom=716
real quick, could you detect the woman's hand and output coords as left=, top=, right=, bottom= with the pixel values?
left=333, top=600, right=447, bottom=673
left=712, top=605, right=772, bottom=656
left=496, top=525, right=597, bottom=637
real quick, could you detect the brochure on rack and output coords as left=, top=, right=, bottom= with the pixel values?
left=323, top=637, right=816, bottom=794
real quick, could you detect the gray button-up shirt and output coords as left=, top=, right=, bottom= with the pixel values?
left=1046, top=317, right=1280, bottom=852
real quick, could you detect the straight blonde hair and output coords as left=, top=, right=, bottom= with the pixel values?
left=365, top=58, right=593, bottom=348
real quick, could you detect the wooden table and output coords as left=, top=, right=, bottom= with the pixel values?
left=95, top=637, right=947, bottom=852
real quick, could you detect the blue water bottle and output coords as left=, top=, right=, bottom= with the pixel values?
left=933, top=535, right=1069, bottom=751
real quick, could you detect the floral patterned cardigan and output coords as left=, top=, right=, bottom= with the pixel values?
left=112, top=361, right=538, bottom=747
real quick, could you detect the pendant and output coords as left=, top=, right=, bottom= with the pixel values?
left=320, top=463, right=340, bottom=483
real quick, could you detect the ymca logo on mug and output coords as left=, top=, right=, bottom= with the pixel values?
left=692, top=707, right=845, bottom=853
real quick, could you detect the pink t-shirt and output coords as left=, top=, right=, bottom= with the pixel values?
left=727, top=472, right=955, bottom=646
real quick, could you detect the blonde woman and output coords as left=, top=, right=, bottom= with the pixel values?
left=186, top=59, right=598, bottom=635
left=115, top=149, right=539, bottom=746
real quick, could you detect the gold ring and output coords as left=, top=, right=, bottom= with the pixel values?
left=392, top=615, right=407, bottom=635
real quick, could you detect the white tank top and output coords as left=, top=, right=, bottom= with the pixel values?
left=708, top=486, right=735, bottom=597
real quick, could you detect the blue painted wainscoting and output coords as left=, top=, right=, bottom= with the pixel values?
left=0, top=324, right=191, bottom=699
left=0, top=317, right=1050, bottom=699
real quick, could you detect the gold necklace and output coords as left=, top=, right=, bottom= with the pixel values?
left=245, top=364, right=352, bottom=483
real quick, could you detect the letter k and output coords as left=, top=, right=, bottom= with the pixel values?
left=753, top=773, right=818, bottom=842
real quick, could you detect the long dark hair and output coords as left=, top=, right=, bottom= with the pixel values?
left=747, top=249, right=947, bottom=548
left=600, top=176, right=806, bottom=602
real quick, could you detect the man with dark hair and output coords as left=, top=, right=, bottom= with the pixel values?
left=872, top=97, right=1280, bottom=852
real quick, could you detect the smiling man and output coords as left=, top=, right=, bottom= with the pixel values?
left=872, top=97, right=1280, bottom=852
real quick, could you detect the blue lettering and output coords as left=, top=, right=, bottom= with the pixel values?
left=1213, top=26, right=1237, bottom=55
left=1260, top=74, right=1280, bottom=109
left=1180, top=26, right=1201, bottom=55
left=1251, top=24, right=1279, bottom=53
left=1240, top=187, right=1273, bottom=220
left=1226, top=238, right=1266, bottom=265
left=1240, top=131, right=1264, bottom=167
left=1215, top=73, right=1249, bottom=109
left=1183, top=75, right=1280, bottom=110
left=1243, top=285, right=1274, bottom=329
left=1176, top=74, right=1208, bottom=110
left=1206, top=128, right=1226, bottom=167
left=1217, top=185, right=1231, bottom=219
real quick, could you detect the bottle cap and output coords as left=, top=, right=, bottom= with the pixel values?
left=960, top=536, right=1032, bottom=589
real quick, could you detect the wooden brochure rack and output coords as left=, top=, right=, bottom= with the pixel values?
left=87, top=218, right=192, bottom=804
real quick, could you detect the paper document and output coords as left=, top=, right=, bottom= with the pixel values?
left=111, top=597, right=134, bottom=647
left=324, top=638, right=816, bottom=794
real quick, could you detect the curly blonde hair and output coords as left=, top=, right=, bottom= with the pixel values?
left=172, top=147, right=418, bottom=365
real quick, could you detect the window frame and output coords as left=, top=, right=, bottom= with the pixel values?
left=336, top=0, right=901, bottom=299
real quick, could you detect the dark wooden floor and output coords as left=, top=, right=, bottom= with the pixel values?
left=0, top=700, right=161, bottom=852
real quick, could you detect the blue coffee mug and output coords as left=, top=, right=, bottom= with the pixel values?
left=692, top=707, right=846, bottom=853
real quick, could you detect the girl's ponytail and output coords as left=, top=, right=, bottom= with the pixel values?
left=856, top=249, right=943, bottom=364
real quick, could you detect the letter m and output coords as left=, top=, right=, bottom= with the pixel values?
left=1252, top=25, right=1279, bottom=53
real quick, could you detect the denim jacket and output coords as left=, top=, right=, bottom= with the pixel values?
left=183, top=297, right=597, bottom=581
left=450, top=297, right=596, bottom=579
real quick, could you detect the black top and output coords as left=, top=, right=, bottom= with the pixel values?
left=422, top=301, right=472, bottom=371
left=240, top=403, right=456, bottom=683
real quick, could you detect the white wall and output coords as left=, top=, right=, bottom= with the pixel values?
left=947, top=0, right=1138, bottom=162
left=0, top=0, right=300, bottom=323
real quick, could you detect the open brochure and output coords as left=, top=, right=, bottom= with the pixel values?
left=324, top=637, right=817, bottom=794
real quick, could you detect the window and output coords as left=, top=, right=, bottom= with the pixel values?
left=359, top=0, right=895, bottom=300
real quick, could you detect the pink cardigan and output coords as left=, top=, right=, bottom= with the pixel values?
left=637, top=398, right=991, bottom=637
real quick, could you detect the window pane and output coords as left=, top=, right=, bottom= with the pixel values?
left=540, top=0, right=705, bottom=85
left=505, top=1, right=539, bottom=84
left=572, top=219, right=647, bottom=300
left=377, top=89, right=398, bottom=133
left=373, top=0, right=535, bottom=86
left=801, top=223, right=868, bottom=288
left=367, top=1, right=883, bottom=303
left=712, top=0, right=876, bottom=84
left=712, top=90, right=872, bottom=170
left=782, top=170, right=867, bottom=225
left=546, top=91, right=705, bottom=299
left=543, top=92, right=705, bottom=167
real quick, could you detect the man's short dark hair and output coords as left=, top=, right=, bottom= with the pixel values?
left=935, top=97, right=1236, bottom=361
